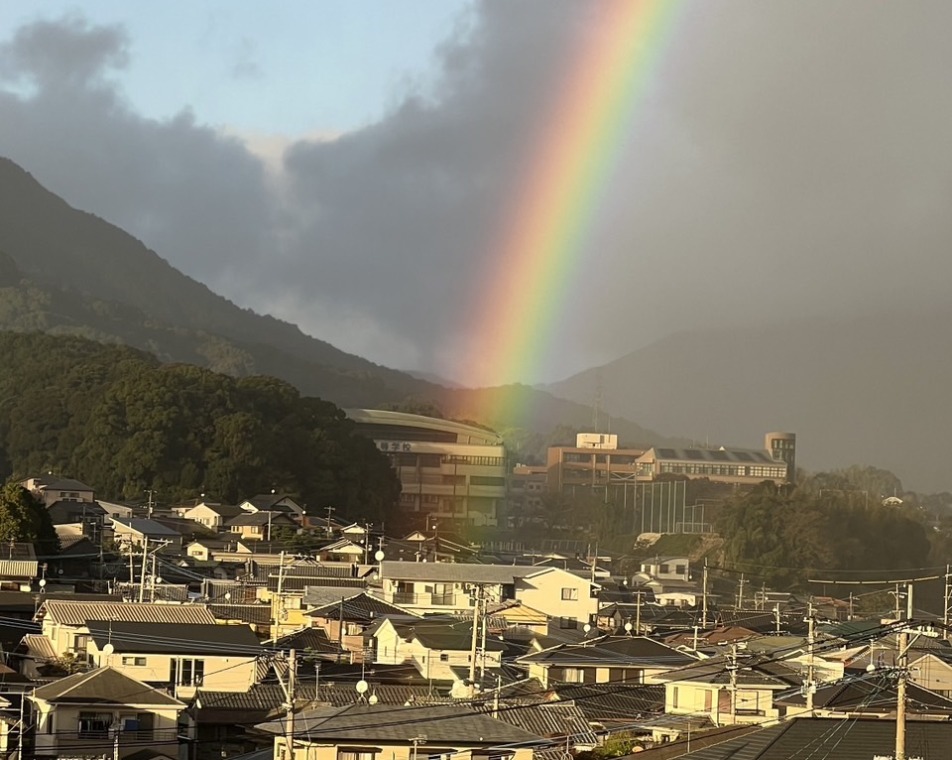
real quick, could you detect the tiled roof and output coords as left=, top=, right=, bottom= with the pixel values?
left=549, top=683, right=666, bottom=722
left=479, top=701, right=596, bottom=744
left=87, top=621, right=261, bottom=655
left=307, top=592, right=415, bottom=622
left=0, top=560, right=38, bottom=579
left=518, top=635, right=696, bottom=668
left=304, top=585, right=383, bottom=608
left=268, top=627, right=340, bottom=653
left=380, top=561, right=543, bottom=585
left=31, top=666, right=185, bottom=706
left=656, top=655, right=801, bottom=687
left=384, top=618, right=506, bottom=652
left=208, top=603, right=272, bottom=626
left=39, top=600, right=216, bottom=626
left=23, top=633, right=57, bottom=661
left=661, top=717, right=952, bottom=760
left=257, top=703, right=544, bottom=744
left=110, top=517, right=181, bottom=537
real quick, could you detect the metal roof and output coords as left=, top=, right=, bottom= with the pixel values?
left=39, top=600, right=216, bottom=626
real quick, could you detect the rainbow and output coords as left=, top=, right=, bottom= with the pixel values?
left=459, top=0, right=684, bottom=421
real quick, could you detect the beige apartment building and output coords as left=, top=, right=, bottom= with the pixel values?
left=348, top=409, right=508, bottom=526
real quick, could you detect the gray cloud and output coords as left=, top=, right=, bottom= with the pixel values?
left=0, top=2, right=950, bottom=382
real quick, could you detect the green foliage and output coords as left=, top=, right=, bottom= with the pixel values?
left=717, top=482, right=930, bottom=588
left=0, top=332, right=400, bottom=524
left=0, top=481, right=59, bottom=554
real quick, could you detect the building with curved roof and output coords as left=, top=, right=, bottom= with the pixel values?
left=347, top=409, right=507, bottom=527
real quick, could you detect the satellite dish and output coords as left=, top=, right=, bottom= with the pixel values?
left=102, top=643, right=114, bottom=656
left=368, top=693, right=379, bottom=705
left=866, top=663, right=876, bottom=673
left=224, top=592, right=232, bottom=601
left=374, top=550, right=385, bottom=562
left=583, top=623, right=592, bottom=633
left=356, top=679, right=369, bottom=694
left=624, top=622, right=633, bottom=632
left=38, top=579, right=46, bottom=588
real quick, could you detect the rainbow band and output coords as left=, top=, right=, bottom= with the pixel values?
left=462, top=0, right=684, bottom=420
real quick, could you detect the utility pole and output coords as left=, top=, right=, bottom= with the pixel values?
left=945, top=564, right=952, bottom=642
left=138, top=537, right=149, bottom=603
left=805, top=599, right=816, bottom=716
left=736, top=573, right=746, bottom=610
left=701, top=560, right=709, bottom=629
left=325, top=506, right=335, bottom=535
left=895, top=628, right=908, bottom=760
left=728, top=643, right=738, bottom=724
left=145, top=489, right=156, bottom=518
left=635, top=589, right=643, bottom=635
left=468, top=584, right=482, bottom=694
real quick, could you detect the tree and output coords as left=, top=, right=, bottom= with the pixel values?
left=0, top=482, right=59, bottom=555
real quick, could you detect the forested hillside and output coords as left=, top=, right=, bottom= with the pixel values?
left=0, top=332, right=400, bottom=519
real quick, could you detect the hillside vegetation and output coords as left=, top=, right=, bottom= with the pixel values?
left=0, top=332, right=399, bottom=518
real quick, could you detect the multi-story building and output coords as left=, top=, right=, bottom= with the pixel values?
left=546, top=434, right=646, bottom=499
left=765, top=431, right=797, bottom=482
left=634, top=446, right=788, bottom=485
left=347, top=409, right=507, bottom=526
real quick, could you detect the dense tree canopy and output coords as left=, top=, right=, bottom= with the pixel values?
left=0, top=332, right=400, bottom=522
left=717, top=482, right=931, bottom=588
left=0, top=481, right=58, bottom=555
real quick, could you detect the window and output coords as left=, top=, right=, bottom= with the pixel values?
left=671, top=686, right=679, bottom=709
left=558, top=616, right=578, bottom=629
left=439, top=653, right=449, bottom=662
left=675, top=565, right=687, bottom=575
left=563, top=668, right=585, bottom=683
left=338, top=750, right=378, bottom=760
left=78, top=712, right=111, bottom=739
left=561, top=587, right=579, bottom=601
left=171, top=658, right=205, bottom=686
left=660, top=564, right=670, bottom=574
left=122, top=656, right=147, bottom=667
left=704, top=690, right=713, bottom=712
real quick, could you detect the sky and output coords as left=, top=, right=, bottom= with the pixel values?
left=1, top=1, right=950, bottom=386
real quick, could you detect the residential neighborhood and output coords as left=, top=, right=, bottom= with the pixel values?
left=0, top=454, right=942, bottom=760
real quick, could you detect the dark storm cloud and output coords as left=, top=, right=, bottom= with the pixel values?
left=0, top=2, right=950, bottom=380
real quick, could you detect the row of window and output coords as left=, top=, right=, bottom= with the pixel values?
left=658, top=463, right=786, bottom=478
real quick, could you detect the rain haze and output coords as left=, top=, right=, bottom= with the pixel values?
left=1, top=1, right=950, bottom=386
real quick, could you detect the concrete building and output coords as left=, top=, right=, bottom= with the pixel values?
left=348, top=409, right=508, bottom=526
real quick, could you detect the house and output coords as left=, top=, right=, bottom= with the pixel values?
left=316, top=538, right=369, bottom=562
left=266, top=560, right=370, bottom=638
left=372, top=616, right=506, bottom=683
left=0, top=543, right=39, bottom=592
left=306, top=591, right=417, bottom=661
left=28, top=667, right=186, bottom=760
left=657, top=654, right=800, bottom=726
left=376, top=561, right=599, bottom=623
left=238, top=493, right=304, bottom=520
left=179, top=501, right=244, bottom=529
left=22, top=476, right=95, bottom=507
left=24, top=599, right=219, bottom=678
left=255, top=703, right=541, bottom=760
left=226, top=510, right=297, bottom=542
left=516, top=635, right=696, bottom=688
left=46, top=499, right=107, bottom=540
left=776, top=675, right=952, bottom=719
left=109, top=517, right=182, bottom=552
left=85, top=620, right=261, bottom=698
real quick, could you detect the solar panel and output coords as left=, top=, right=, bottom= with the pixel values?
left=685, top=449, right=702, bottom=460
left=657, top=448, right=677, bottom=458
left=733, top=452, right=753, bottom=462
left=708, top=450, right=729, bottom=461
